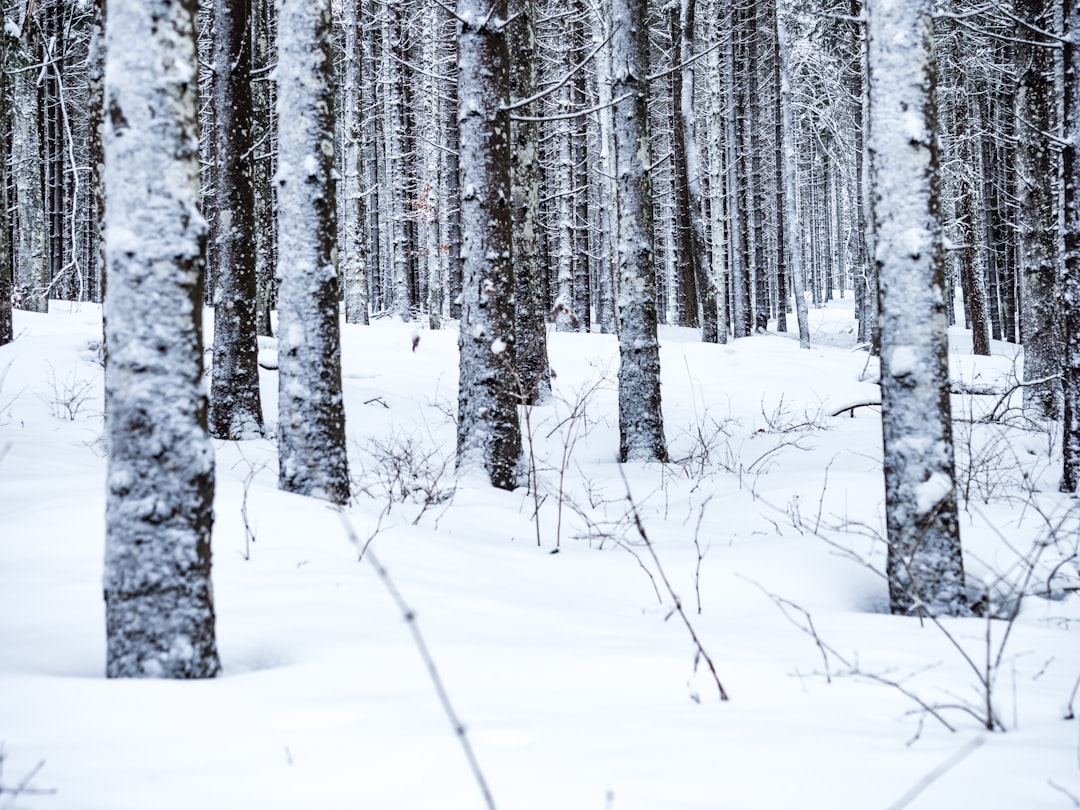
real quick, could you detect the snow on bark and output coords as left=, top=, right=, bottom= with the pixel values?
left=867, top=0, right=967, bottom=617
left=0, top=26, right=10, bottom=345
left=612, top=0, right=667, bottom=463
left=275, top=0, right=351, bottom=504
left=209, top=0, right=265, bottom=441
left=776, top=0, right=810, bottom=349
left=102, top=0, right=220, bottom=678
left=340, top=0, right=369, bottom=326
left=11, top=2, right=48, bottom=314
left=1016, top=0, right=1063, bottom=419
left=508, top=0, right=551, bottom=404
left=1063, top=0, right=1080, bottom=491
left=455, top=0, right=522, bottom=489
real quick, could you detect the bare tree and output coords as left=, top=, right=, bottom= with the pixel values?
left=612, top=0, right=667, bottom=463
left=867, top=0, right=967, bottom=616
left=455, top=0, right=522, bottom=489
left=102, top=0, right=220, bottom=678
left=209, top=0, right=264, bottom=440
left=1016, top=0, right=1063, bottom=419
left=275, top=0, right=351, bottom=504
left=1063, top=0, right=1080, bottom=491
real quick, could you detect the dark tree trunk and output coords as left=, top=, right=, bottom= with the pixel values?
left=456, top=0, right=522, bottom=488
left=509, top=0, right=551, bottom=405
left=209, top=0, right=264, bottom=440
left=275, top=0, right=350, bottom=504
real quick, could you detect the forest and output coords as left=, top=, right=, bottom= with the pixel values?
left=1, top=0, right=1080, bottom=807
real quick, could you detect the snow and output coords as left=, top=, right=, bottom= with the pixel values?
left=1, top=300, right=1079, bottom=808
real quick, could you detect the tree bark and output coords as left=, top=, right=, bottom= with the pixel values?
left=209, top=0, right=264, bottom=440
left=103, top=0, right=220, bottom=678
left=1016, top=0, right=1063, bottom=418
left=867, top=0, right=967, bottom=617
left=1063, top=0, right=1080, bottom=491
left=456, top=0, right=522, bottom=488
left=612, top=0, right=667, bottom=463
left=275, top=0, right=351, bottom=504
left=509, top=0, right=551, bottom=404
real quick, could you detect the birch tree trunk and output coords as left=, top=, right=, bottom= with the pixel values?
left=612, top=0, right=667, bottom=463
left=209, top=0, right=264, bottom=440
left=867, top=0, right=967, bottom=617
left=509, top=0, right=551, bottom=404
left=102, top=0, right=220, bottom=678
left=1016, top=0, right=1063, bottom=419
left=456, top=0, right=522, bottom=489
left=275, top=0, right=351, bottom=504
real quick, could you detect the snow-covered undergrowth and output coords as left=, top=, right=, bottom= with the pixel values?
left=1, top=299, right=1078, bottom=809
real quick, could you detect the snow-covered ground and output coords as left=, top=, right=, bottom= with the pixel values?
left=1, top=298, right=1078, bottom=809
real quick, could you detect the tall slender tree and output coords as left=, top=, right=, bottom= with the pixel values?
left=209, top=0, right=264, bottom=440
left=1063, top=0, right=1080, bottom=492
left=867, top=0, right=967, bottom=617
left=102, top=0, right=220, bottom=678
left=508, top=0, right=551, bottom=404
left=612, top=0, right=667, bottom=462
left=1016, top=0, right=1063, bottom=419
left=275, top=0, right=351, bottom=504
left=455, top=0, right=522, bottom=489
left=0, top=17, right=10, bottom=346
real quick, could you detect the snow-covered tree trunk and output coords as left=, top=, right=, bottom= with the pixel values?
left=102, top=0, right=220, bottom=678
left=1063, top=0, right=1080, bottom=491
left=509, top=0, right=551, bottom=404
left=87, top=0, right=106, bottom=311
left=0, top=22, right=10, bottom=346
left=340, top=0, right=368, bottom=325
left=593, top=4, right=618, bottom=335
left=725, top=2, right=749, bottom=339
left=456, top=0, right=522, bottom=489
left=275, top=0, right=351, bottom=504
left=11, top=2, right=48, bottom=313
left=209, top=0, right=264, bottom=440
left=251, top=0, right=276, bottom=337
left=553, top=28, right=575, bottom=333
left=612, top=0, right=667, bottom=463
left=384, top=0, right=411, bottom=321
left=867, top=0, right=967, bottom=617
left=1016, top=0, right=1063, bottom=419
left=673, top=0, right=717, bottom=343
left=776, top=0, right=809, bottom=349
left=705, top=2, right=729, bottom=343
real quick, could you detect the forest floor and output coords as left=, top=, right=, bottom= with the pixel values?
left=1, top=298, right=1078, bottom=809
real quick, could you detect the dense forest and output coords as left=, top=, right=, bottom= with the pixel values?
left=2, top=0, right=1080, bottom=678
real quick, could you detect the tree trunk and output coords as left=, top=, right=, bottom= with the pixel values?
left=612, top=0, right=667, bottom=463
left=456, top=0, right=522, bottom=489
left=867, top=0, right=967, bottom=617
left=103, top=0, right=220, bottom=678
left=275, top=0, right=350, bottom=504
left=1063, top=0, right=1080, bottom=491
left=11, top=2, right=48, bottom=313
left=1016, top=0, right=1062, bottom=418
left=341, top=0, right=368, bottom=325
left=209, top=0, right=264, bottom=440
left=776, top=0, right=809, bottom=348
left=509, top=0, right=551, bottom=404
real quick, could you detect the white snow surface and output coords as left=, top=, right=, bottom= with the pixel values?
left=1, top=300, right=1079, bottom=809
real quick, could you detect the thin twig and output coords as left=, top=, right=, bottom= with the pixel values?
left=341, top=519, right=497, bottom=810
left=618, top=467, right=730, bottom=701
